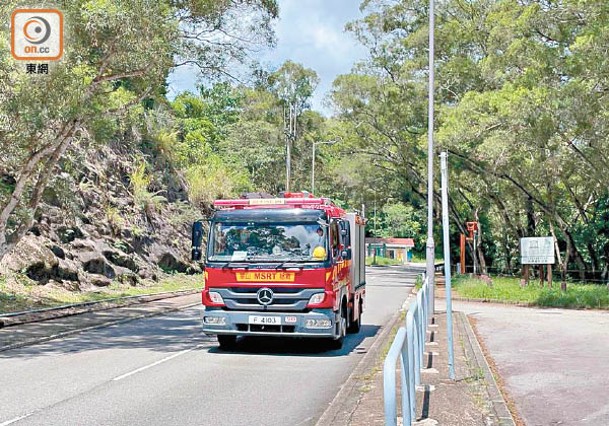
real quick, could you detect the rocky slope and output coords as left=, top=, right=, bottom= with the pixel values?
left=1, top=140, right=201, bottom=291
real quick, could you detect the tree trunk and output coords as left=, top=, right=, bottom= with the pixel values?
left=549, top=222, right=564, bottom=291
left=0, top=121, right=80, bottom=261
left=587, top=241, right=599, bottom=275
left=565, top=230, right=586, bottom=282
left=526, top=195, right=536, bottom=236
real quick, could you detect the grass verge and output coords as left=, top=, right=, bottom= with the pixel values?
left=453, top=275, right=609, bottom=309
left=365, top=256, right=403, bottom=266
left=0, top=272, right=202, bottom=314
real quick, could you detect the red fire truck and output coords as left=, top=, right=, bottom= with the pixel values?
left=191, top=193, right=366, bottom=350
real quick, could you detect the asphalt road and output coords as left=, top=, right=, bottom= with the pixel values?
left=453, top=300, right=609, bottom=426
left=1, top=266, right=420, bottom=426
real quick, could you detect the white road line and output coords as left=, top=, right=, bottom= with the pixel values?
left=294, top=416, right=313, bottom=426
left=1, top=412, right=36, bottom=426
left=113, top=344, right=204, bottom=382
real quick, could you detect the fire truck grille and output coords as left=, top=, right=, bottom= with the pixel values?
left=216, top=287, right=323, bottom=312
left=236, top=324, right=296, bottom=333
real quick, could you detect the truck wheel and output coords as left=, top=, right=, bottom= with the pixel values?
left=347, top=305, right=362, bottom=334
left=329, top=308, right=347, bottom=350
left=217, top=335, right=237, bottom=350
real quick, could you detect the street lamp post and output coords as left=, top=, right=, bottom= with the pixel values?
left=311, top=140, right=337, bottom=195
left=426, top=0, right=436, bottom=315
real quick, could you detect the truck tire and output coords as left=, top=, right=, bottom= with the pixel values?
left=217, top=335, right=237, bottom=350
left=347, top=303, right=362, bottom=334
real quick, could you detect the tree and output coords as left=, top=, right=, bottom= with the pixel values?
left=174, top=0, right=279, bottom=80
left=381, top=202, right=422, bottom=240
left=329, top=0, right=609, bottom=280
left=268, top=61, right=320, bottom=191
left=0, top=0, right=278, bottom=262
left=0, top=0, right=177, bottom=260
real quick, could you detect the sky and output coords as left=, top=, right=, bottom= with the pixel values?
left=167, top=0, right=368, bottom=116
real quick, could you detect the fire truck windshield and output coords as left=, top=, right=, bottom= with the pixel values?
left=208, top=222, right=328, bottom=262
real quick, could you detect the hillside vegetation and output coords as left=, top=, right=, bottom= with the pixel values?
left=3, top=0, right=609, bottom=308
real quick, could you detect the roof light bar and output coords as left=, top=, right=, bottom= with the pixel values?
left=214, top=197, right=332, bottom=209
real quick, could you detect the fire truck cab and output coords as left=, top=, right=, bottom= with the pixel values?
left=191, top=193, right=366, bottom=350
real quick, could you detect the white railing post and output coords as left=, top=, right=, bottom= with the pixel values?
left=384, top=272, right=432, bottom=425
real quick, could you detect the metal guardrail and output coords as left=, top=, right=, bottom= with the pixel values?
left=383, top=273, right=432, bottom=426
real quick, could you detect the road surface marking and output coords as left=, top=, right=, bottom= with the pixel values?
left=294, top=416, right=313, bottom=426
left=113, top=344, right=204, bottom=381
left=1, top=411, right=36, bottom=426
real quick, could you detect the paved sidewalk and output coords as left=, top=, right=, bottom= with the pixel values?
left=345, top=308, right=512, bottom=425
left=0, top=293, right=201, bottom=351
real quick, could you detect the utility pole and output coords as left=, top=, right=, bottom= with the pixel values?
left=311, top=142, right=315, bottom=194
left=285, top=104, right=297, bottom=192
left=374, top=199, right=378, bottom=236
left=286, top=136, right=292, bottom=192
left=426, top=0, right=436, bottom=315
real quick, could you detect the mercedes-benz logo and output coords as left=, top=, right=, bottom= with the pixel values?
left=257, top=288, right=274, bottom=305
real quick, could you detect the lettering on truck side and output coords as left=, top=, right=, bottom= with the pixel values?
left=236, top=272, right=296, bottom=282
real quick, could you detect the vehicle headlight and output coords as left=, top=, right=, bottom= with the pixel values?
left=305, top=319, right=332, bottom=329
left=209, top=291, right=224, bottom=304
left=203, top=316, right=226, bottom=325
left=308, top=292, right=325, bottom=305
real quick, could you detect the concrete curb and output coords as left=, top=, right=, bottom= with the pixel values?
left=457, top=311, right=515, bottom=426
left=0, top=289, right=200, bottom=328
left=0, top=301, right=201, bottom=352
left=451, top=296, right=534, bottom=307
left=316, top=298, right=410, bottom=426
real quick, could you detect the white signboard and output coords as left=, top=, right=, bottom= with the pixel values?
left=520, top=237, right=555, bottom=265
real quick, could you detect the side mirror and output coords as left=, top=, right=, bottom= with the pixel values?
left=191, top=221, right=204, bottom=261
left=341, top=249, right=351, bottom=260
left=341, top=229, right=347, bottom=236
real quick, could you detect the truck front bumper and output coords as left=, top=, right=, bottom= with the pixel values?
left=201, top=308, right=339, bottom=338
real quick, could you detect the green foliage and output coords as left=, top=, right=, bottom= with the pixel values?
left=130, top=163, right=166, bottom=215
left=168, top=201, right=199, bottom=227
left=0, top=0, right=279, bottom=261
left=269, top=60, right=320, bottom=113
left=223, top=120, right=284, bottom=193
left=168, top=62, right=324, bottom=201
left=365, top=256, right=403, bottom=266
left=380, top=202, right=423, bottom=239
left=174, top=0, right=279, bottom=80
left=154, top=130, right=180, bottom=164
left=185, top=156, right=251, bottom=204
left=536, top=287, right=609, bottom=309
left=329, top=0, right=609, bottom=278
left=414, top=274, right=423, bottom=289
left=105, top=206, right=125, bottom=236
left=453, top=276, right=609, bottom=309
left=0, top=272, right=202, bottom=313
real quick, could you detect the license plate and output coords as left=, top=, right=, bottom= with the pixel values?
left=248, top=315, right=281, bottom=325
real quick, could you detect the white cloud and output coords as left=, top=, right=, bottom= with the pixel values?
left=263, top=0, right=367, bottom=114
left=311, top=24, right=343, bottom=50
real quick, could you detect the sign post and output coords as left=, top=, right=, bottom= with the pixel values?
left=440, top=152, right=455, bottom=380
left=520, top=237, right=555, bottom=287
left=465, top=222, right=478, bottom=275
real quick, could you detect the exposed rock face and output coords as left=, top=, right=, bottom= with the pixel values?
left=1, top=143, right=201, bottom=288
